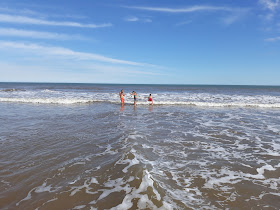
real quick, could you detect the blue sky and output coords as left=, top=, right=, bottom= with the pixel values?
left=0, top=0, right=279, bottom=85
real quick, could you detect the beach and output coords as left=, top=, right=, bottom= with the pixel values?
left=0, top=83, right=280, bottom=209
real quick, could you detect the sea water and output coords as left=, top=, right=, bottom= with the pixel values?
left=0, top=83, right=279, bottom=209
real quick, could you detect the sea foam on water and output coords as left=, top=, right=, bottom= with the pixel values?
left=1, top=83, right=280, bottom=209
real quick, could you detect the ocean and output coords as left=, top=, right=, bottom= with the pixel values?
left=0, top=82, right=280, bottom=209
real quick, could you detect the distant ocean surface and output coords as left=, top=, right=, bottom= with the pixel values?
left=1, top=82, right=280, bottom=209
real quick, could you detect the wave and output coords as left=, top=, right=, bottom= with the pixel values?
left=1, top=97, right=280, bottom=108
left=137, top=101, right=280, bottom=108
left=0, top=97, right=102, bottom=104
left=41, top=89, right=61, bottom=93
left=0, top=88, right=26, bottom=92
left=1, top=88, right=280, bottom=108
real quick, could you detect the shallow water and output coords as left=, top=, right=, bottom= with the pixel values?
left=1, top=83, right=280, bottom=108
left=0, top=83, right=280, bottom=209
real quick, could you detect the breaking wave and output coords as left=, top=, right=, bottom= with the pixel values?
left=1, top=88, right=280, bottom=108
left=0, top=97, right=280, bottom=108
left=0, top=88, right=26, bottom=92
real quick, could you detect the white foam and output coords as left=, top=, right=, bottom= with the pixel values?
left=120, top=157, right=140, bottom=173
left=271, top=192, right=280, bottom=196
left=0, top=97, right=98, bottom=104
left=275, top=163, right=280, bottom=168
left=16, top=181, right=57, bottom=206
left=240, top=164, right=276, bottom=180
left=204, top=170, right=241, bottom=188
left=71, top=161, right=86, bottom=166
left=272, top=142, right=280, bottom=151
left=264, top=178, right=279, bottom=190
left=96, top=144, right=118, bottom=157
left=69, top=176, right=80, bottom=185
left=267, top=125, right=280, bottom=133
left=96, top=178, right=130, bottom=202
left=90, top=177, right=99, bottom=184
left=109, top=170, right=169, bottom=210
left=39, top=197, right=58, bottom=209
left=1, top=90, right=280, bottom=108
left=256, top=165, right=276, bottom=176
left=70, top=178, right=97, bottom=196
left=34, top=182, right=55, bottom=193
left=260, top=144, right=280, bottom=156
left=16, top=189, right=33, bottom=206
left=73, top=205, right=86, bottom=209
left=42, top=89, right=60, bottom=93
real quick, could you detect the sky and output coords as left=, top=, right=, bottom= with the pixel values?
left=0, top=0, right=279, bottom=85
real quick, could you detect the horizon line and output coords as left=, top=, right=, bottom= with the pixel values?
left=0, top=81, right=279, bottom=87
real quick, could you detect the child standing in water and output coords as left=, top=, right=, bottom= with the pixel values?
left=119, top=89, right=125, bottom=105
left=148, top=94, right=153, bottom=105
left=131, top=91, right=137, bottom=106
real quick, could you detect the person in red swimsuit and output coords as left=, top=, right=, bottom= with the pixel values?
left=119, top=90, right=125, bottom=105
left=148, top=94, right=153, bottom=105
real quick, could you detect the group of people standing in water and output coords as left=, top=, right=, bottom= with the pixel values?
left=119, top=90, right=153, bottom=106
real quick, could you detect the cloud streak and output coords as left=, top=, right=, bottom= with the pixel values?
left=0, top=61, right=163, bottom=84
left=124, top=16, right=139, bottom=22
left=0, top=14, right=112, bottom=28
left=258, top=0, right=280, bottom=22
left=124, top=16, right=152, bottom=23
left=265, top=36, right=280, bottom=41
left=222, top=8, right=249, bottom=25
left=124, top=5, right=236, bottom=13
left=125, top=5, right=249, bottom=25
left=0, top=41, right=154, bottom=66
left=0, top=6, right=86, bottom=19
left=259, top=0, right=280, bottom=11
left=0, top=27, right=87, bottom=40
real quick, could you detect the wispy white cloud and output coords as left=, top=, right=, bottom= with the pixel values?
left=0, top=13, right=112, bottom=28
left=124, top=5, right=236, bottom=13
left=0, top=6, right=40, bottom=16
left=222, top=9, right=249, bottom=25
left=0, top=6, right=86, bottom=19
left=259, top=0, right=280, bottom=11
left=0, top=61, right=163, bottom=83
left=124, top=16, right=139, bottom=22
left=0, top=41, right=155, bottom=67
left=124, top=16, right=152, bottom=23
left=258, top=0, right=280, bottom=23
left=125, top=5, right=249, bottom=25
left=265, top=36, right=280, bottom=41
left=0, top=27, right=87, bottom=40
left=258, top=0, right=280, bottom=31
